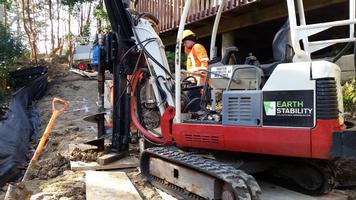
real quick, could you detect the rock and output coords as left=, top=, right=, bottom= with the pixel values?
left=65, top=126, right=80, bottom=134
left=47, top=168, right=60, bottom=178
left=59, top=197, right=71, bottom=200
left=63, top=170, right=74, bottom=176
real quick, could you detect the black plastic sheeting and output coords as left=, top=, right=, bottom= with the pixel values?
left=0, top=66, right=48, bottom=186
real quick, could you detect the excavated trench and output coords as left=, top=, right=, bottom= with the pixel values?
left=0, top=66, right=48, bottom=186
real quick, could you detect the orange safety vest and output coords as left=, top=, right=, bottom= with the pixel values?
left=185, top=43, right=209, bottom=85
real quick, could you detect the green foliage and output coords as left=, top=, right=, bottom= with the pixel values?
left=343, top=79, right=356, bottom=114
left=82, top=21, right=91, bottom=37
left=0, top=23, right=25, bottom=67
left=61, top=0, right=93, bottom=9
left=64, top=33, right=75, bottom=41
left=166, top=51, right=175, bottom=72
left=166, top=51, right=187, bottom=73
left=0, top=22, right=25, bottom=102
left=93, top=2, right=111, bottom=32
left=0, top=67, right=10, bottom=103
left=0, top=0, right=12, bottom=9
left=93, top=2, right=107, bottom=21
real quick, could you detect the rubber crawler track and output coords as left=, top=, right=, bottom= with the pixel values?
left=140, top=147, right=261, bottom=200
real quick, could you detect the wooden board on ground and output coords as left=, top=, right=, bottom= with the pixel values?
left=71, top=156, right=139, bottom=171
left=70, top=68, right=98, bottom=78
left=97, top=152, right=125, bottom=165
left=86, top=171, right=142, bottom=200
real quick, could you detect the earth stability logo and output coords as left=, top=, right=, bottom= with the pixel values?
left=263, top=101, right=313, bottom=116
left=264, top=101, right=276, bottom=116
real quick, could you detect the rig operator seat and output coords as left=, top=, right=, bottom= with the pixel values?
left=260, top=20, right=292, bottom=77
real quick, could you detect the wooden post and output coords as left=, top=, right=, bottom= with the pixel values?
left=222, top=31, right=235, bottom=63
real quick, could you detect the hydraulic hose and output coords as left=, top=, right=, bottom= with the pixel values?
left=130, top=98, right=164, bottom=144
left=130, top=70, right=164, bottom=144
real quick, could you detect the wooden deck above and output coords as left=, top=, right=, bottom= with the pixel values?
left=135, top=0, right=347, bottom=46
left=135, top=0, right=256, bottom=33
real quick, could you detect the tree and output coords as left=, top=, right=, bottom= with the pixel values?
left=19, top=0, right=39, bottom=62
left=48, top=0, right=54, bottom=52
left=95, top=0, right=103, bottom=33
left=0, top=22, right=25, bottom=99
left=0, top=0, right=12, bottom=32
left=56, top=0, right=61, bottom=52
left=0, top=22, right=25, bottom=65
left=93, top=0, right=110, bottom=33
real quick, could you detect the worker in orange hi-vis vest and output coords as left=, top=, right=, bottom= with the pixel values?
left=182, top=30, right=209, bottom=112
left=182, top=30, right=209, bottom=85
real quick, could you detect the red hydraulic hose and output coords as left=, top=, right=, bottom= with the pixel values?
left=130, top=69, right=164, bottom=144
left=130, top=97, right=164, bottom=144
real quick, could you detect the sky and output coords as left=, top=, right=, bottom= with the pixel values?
left=36, top=2, right=97, bottom=54
left=1, top=2, right=98, bottom=54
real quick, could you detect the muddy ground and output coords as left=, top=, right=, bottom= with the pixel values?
left=1, top=62, right=356, bottom=200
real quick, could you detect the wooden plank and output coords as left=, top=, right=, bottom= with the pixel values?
left=179, top=0, right=183, bottom=22
left=165, top=0, right=168, bottom=31
left=71, top=156, right=139, bottom=171
left=151, top=0, right=154, bottom=13
left=232, top=0, right=237, bottom=7
left=163, top=0, right=166, bottom=30
left=194, top=0, right=199, bottom=20
left=159, top=0, right=162, bottom=28
left=169, top=0, right=172, bottom=31
left=145, top=0, right=147, bottom=12
left=155, top=0, right=158, bottom=23
left=97, top=152, right=125, bottom=165
left=191, top=0, right=195, bottom=21
left=173, top=0, right=177, bottom=27
left=188, top=0, right=193, bottom=22
left=166, top=0, right=169, bottom=30
left=200, top=0, right=205, bottom=18
left=86, top=171, right=142, bottom=200
left=169, top=0, right=172, bottom=30
left=162, top=0, right=166, bottom=30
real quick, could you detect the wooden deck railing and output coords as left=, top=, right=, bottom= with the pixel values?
left=135, top=0, right=256, bottom=33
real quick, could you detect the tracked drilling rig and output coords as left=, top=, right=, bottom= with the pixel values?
left=95, top=0, right=356, bottom=199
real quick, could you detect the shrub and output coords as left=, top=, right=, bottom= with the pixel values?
left=0, top=23, right=25, bottom=103
left=343, top=79, right=356, bottom=115
left=166, top=51, right=187, bottom=73
left=0, top=23, right=25, bottom=67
